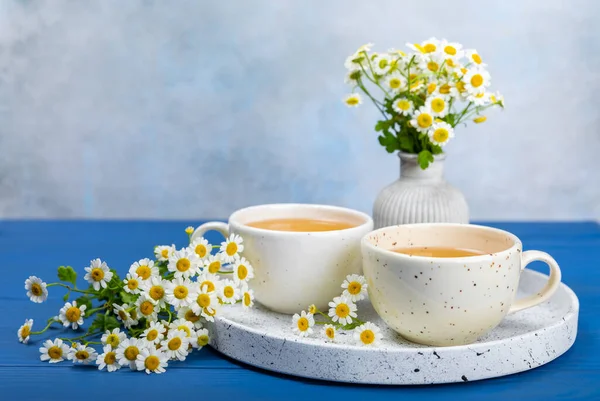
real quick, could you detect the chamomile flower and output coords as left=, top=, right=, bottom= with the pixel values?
left=219, top=279, right=240, bottom=305
left=450, top=79, right=468, bottom=98
left=466, top=49, right=486, bottom=66
left=161, top=329, right=190, bottom=361
left=232, top=257, right=254, bottom=285
left=168, top=249, right=201, bottom=279
left=24, top=276, right=48, bottom=303
left=463, top=67, right=491, bottom=94
left=191, top=285, right=219, bottom=321
left=344, top=93, right=362, bottom=107
left=392, top=98, right=414, bottom=116
left=490, top=91, right=505, bottom=107
left=407, top=37, right=440, bottom=54
left=142, top=321, right=167, bottom=344
left=195, top=328, right=210, bottom=349
left=154, top=244, right=175, bottom=262
left=129, top=258, right=158, bottom=282
left=189, top=237, right=212, bottom=261
left=136, top=294, right=159, bottom=321
left=169, top=318, right=196, bottom=341
left=204, top=253, right=224, bottom=274
left=467, top=91, right=491, bottom=106
left=323, top=324, right=336, bottom=342
left=409, top=107, right=435, bottom=133
left=116, top=337, right=148, bottom=370
left=101, top=328, right=127, bottom=348
left=428, top=121, right=455, bottom=147
left=113, top=303, right=139, bottom=329
left=440, top=39, right=464, bottom=60
left=185, top=226, right=194, bottom=235
left=220, top=234, right=244, bottom=262
left=135, top=347, right=168, bottom=374
left=123, top=273, right=141, bottom=294
left=344, top=51, right=367, bottom=70
left=165, top=277, right=195, bottom=308
left=341, top=274, right=368, bottom=302
left=308, top=304, right=318, bottom=314
left=58, top=300, right=86, bottom=330
left=427, top=95, right=450, bottom=117
left=177, top=307, right=203, bottom=329
left=39, top=338, right=69, bottom=363
left=141, top=276, right=168, bottom=308
left=328, top=296, right=357, bottom=325
left=345, top=69, right=362, bottom=86
left=356, top=43, right=374, bottom=53
left=385, top=72, right=406, bottom=92
left=354, top=322, right=383, bottom=347
left=418, top=54, right=445, bottom=74
left=292, top=310, right=314, bottom=337
left=196, top=272, right=221, bottom=294
left=17, top=319, right=33, bottom=344
left=241, top=287, right=255, bottom=309
left=373, top=53, right=393, bottom=75
left=68, top=343, right=98, bottom=364
left=83, top=258, right=113, bottom=291
left=96, top=345, right=121, bottom=372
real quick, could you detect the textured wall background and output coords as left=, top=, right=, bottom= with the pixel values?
left=0, top=0, right=599, bottom=220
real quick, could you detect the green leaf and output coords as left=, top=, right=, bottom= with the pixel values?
left=57, top=266, right=77, bottom=286
left=399, top=134, right=415, bottom=153
left=120, top=291, right=137, bottom=305
left=75, top=296, right=93, bottom=312
left=89, top=313, right=120, bottom=333
left=417, top=150, right=434, bottom=170
left=375, top=120, right=385, bottom=132
left=62, top=292, right=70, bottom=302
left=104, top=315, right=120, bottom=331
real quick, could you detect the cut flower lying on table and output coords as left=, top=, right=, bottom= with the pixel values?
left=17, top=227, right=255, bottom=374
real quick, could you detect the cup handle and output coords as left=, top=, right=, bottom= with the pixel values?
left=191, top=222, right=230, bottom=243
left=508, top=250, right=562, bottom=313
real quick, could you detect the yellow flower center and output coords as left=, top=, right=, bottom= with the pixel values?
left=197, top=294, right=211, bottom=308
left=127, top=279, right=139, bottom=291
left=194, top=244, right=208, bottom=258
left=378, top=58, right=388, bottom=69
left=460, top=67, right=468, bottom=75
left=203, top=307, right=217, bottom=317
left=389, top=78, right=402, bottom=89
left=118, top=310, right=128, bottom=321
left=335, top=303, right=350, bottom=318
left=396, top=100, right=410, bottom=111
left=433, top=128, right=449, bottom=143
left=446, top=58, right=455, bottom=67
left=471, top=74, right=483, bottom=87
left=490, top=94, right=497, bottom=103
left=104, top=351, right=116, bottom=364
left=243, top=292, right=252, bottom=306
left=472, top=53, right=482, bottom=64
left=174, top=285, right=189, bottom=300
left=226, top=242, right=238, bottom=256
left=431, top=98, right=446, bottom=113
left=444, top=45, right=457, bottom=55
left=31, top=283, right=43, bottom=296
left=185, top=310, right=200, bottom=323
left=197, top=334, right=209, bottom=347
left=124, top=346, right=139, bottom=361
left=91, top=268, right=104, bottom=281
left=75, top=350, right=89, bottom=360
left=456, top=81, right=466, bottom=92
left=346, top=96, right=360, bottom=106
left=427, top=83, right=437, bottom=94
left=136, top=265, right=151, bottom=279
left=308, top=304, right=317, bottom=314
left=48, top=346, right=62, bottom=359
left=145, top=355, right=160, bottom=371
left=178, top=325, right=191, bottom=337
left=66, top=306, right=81, bottom=322
left=161, top=249, right=169, bottom=258
left=297, top=317, right=309, bottom=331
left=417, top=113, right=433, bottom=129
left=168, top=337, right=182, bottom=350
left=200, top=281, right=215, bottom=293
left=474, top=116, right=487, bottom=124
left=106, top=334, right=120, bottom=347
left=208, top=261, right=221, bottom=274
left=325, top=327, right=335, bottom=339
left=176, top=258, right=191, bottom=272
left=439, top=84, right=451, bottom=94
left=146, top=329, right=158, bottom=341
left=427, top=61, right=439, bottom=72
left=413, top=43, right=425, bottom=53
left=21, top=325, right=31, bottom=339
left=149, top=286, right=164, bottom=300
left=423, top=43, right=436, bottom=53
left=140, top=301, right=154, bottom=316
left=223, top=286, right=235, bottom=298
left=348, top=282, right=362, bottom=295
left=237, top=265, right=248, bottom=281
left=360, top=329, right=375, bottom=345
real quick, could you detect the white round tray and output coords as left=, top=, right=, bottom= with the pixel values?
left=208, top=269, right=579, bottom=385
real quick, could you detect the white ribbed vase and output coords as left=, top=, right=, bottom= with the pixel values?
left=373, top=152, right=469, bottom=229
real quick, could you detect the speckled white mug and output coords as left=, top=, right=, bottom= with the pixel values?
left=192, top=204, right=373, bottom=314
left=362, top=223, right=562, bottom=346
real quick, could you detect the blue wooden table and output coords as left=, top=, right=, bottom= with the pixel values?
left=1, top=221, right=598, bottom=400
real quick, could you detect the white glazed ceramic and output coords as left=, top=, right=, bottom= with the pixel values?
left=208, top=269, right=578, bottom=385
left=361, top=223, right=562, bottom=346
left=372, top=152, right=469, bottom=229
left=191, top=203, right=373, bottom=314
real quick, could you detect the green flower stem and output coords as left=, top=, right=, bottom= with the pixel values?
left=30, top=320, right=60, bottom=335
left=47, top=282, right=95, bottom=295
left=314, top=321, right=330, bottom=325
left=86, top=306, right=106, bottom=315
left=166, top=308, right=173, bottom=324
left=217, top=271, right=233, bottom=274
left=453, top=102, right=474, bottom=127
left=362, top=51, right=392, bottom=95
left=357, top=80, right=387, bottom=118
left=83, top=340, right=102, bottom=346
left=212, top=245, right=221, bottom=249
left=60, top=330, right=103, bottom=344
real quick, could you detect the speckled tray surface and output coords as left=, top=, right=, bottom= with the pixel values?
left=208, top=269, right=579, bottom=385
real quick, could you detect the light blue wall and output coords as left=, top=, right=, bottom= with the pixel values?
left=1, top=0, right=599, bottom=220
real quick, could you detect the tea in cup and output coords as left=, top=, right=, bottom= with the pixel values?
left=192, top=203, right=373, bottom=314
left=361, top=223, right=562, bottom=346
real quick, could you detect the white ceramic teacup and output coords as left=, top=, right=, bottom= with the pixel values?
left=361, top=223, right=562, bottom=346
left=192, top=203, right=373, bottom=314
